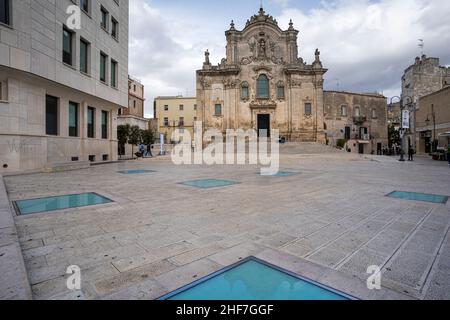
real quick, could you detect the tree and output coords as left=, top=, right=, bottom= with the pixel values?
left=388, top=124, right=400, bottom=148
left=128, top=125, right=142, bottom=157
left=141, top=128, right=156, bottom=146
left=117, top=124, right=130, bottom=159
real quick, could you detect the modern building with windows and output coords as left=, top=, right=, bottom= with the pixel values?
left=154, top=96, right=197, bottom=142
left=196, top=8, right=327, bottom=142
left=0, top=0, right=129, bottom=172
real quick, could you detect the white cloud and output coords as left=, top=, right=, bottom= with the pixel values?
left=129, top=0, right=450, bottom=117
left=277, top=0, right=450, bottom=95
left=129, top=0, right=225, bottom=117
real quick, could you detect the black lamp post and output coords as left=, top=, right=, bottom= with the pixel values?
left=425, top=105, right=437, bottom=152
left=388, top=95, right=415, bottom=162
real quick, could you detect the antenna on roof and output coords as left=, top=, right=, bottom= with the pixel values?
left=418, top=39, right=424, bottom=56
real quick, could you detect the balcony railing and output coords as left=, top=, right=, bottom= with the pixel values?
left=353, top=116, right=367, bottom=124
left=360, top=134, right=370, bottom=141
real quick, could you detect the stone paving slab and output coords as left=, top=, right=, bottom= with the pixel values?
left=0, top=175, right=32, bottom=300
left=2, top=150, right=450, bottom=300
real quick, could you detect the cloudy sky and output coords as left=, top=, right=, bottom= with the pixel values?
left=128, top=0, right=450, bottom=118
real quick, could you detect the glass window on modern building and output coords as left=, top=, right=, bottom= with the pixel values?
left=100, top=52, right=108, bottom=83
left=46, top=95, right=59, bottom=136
left=0, top=0, right=11, bottom=25
left=101, top=111, right=108, bottom=139
left=100, top=6, right=109, bottom=30
left=80, top=0, right=89, bottom=14
left=0, top=81, right=7, bottom=101
left=62, top=27, right=73, bottom=66
left=111, top=17, right=118, bottom=40
left=215, top=104, right=222, bottom=116
left=80, top=39, right=89, bottom=74
left=69, top=102, right=79, bottom=137
left=111, top=59, right=118, bottom=88
left=257, top=75, right=269, bottom=99
left=305, top=103, right=312, bottom=115
left=87, top=107, right=95, bottom=138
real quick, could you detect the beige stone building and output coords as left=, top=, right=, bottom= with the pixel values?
left=416, top=86, right=450, bottom=154
left=196, top=8, right=327, bottom=142
left=154, top=96, right=197, bottom=142
left=0, top=0, right=129, bottom=173
left=324, top=91, right=388, bottom=154
left=117, top=76, right=149, bottom=157
left=118, top=76, right=148, bottom=130
left=401, top=55, right=450, bottom=148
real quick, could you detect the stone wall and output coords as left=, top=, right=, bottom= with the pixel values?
left=324, top=91, right=388, bottom=154
left=416, top=86, right=450, bottom=153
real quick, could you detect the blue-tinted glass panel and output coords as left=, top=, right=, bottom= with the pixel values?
left=180, top=179, right=240, bottom=189
left=15, top=193, right=113, bottom=215
left=387, top=191, right=448, bottom=204
left=161, top=259, right=351, bottom=301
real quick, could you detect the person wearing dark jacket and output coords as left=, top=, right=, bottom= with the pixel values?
left=408, top=146, right=415, bottom=161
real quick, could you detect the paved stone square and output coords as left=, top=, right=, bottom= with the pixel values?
left=3, top=144, right=450, bottom=300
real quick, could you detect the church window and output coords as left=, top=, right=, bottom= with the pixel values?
left=241, top=82, right=249, bottom=100
left=277, top=83, right=285, bottom=99
left=257, top=74, right=269, bottom=99
left=305, top=103, right=312, bottom=115
left=215, top=104, right=222, bottom=116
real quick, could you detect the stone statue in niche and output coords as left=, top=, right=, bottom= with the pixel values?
left=258, top=39, right=267, bottom=58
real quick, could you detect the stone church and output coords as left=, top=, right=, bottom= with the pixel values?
left=196, top=7, right=327, bottom=142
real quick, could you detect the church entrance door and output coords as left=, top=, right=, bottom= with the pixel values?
left=257, top=114, right=271, bottom=138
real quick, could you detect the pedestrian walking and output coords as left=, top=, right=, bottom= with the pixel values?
left=408, top=146, right=415, bottom=161
left=146, top=144, right=153, bottom=158
left=138, top=143, right=145, bottom=158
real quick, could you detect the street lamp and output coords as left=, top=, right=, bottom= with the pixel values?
left=425, top=104, right=437, bottom=152
left=388, top=95, right=415, bottom=162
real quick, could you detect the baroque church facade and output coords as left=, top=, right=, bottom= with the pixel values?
left=196, top=8, right=328, bottom=142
